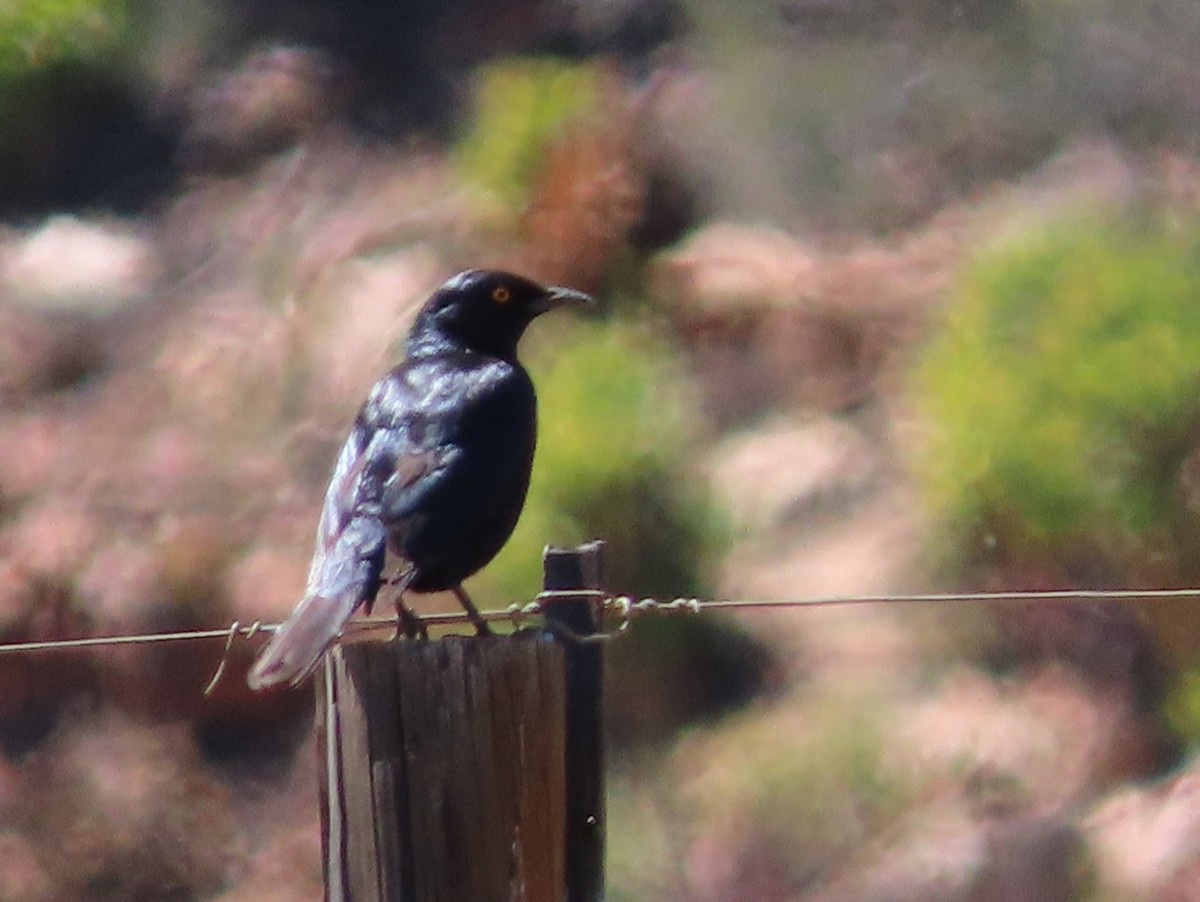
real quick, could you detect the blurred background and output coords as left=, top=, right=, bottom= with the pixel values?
left=3, top=0, right=1200, bottom=899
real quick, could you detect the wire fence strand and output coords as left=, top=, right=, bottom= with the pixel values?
left=3, top=586, right=1200, bottom=656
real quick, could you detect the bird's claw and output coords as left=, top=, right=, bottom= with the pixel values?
left=452, top=585, right=492, bottom=636
left=395, top=602, right=428, bottom=640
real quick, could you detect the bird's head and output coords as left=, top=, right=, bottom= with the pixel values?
left=409, top=270, right=593, bottom=360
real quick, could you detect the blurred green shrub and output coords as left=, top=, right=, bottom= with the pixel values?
left=478, top=315, right=725, bottom=602
left=472, top=316, right=767, bottom=746
left=0, top=0, right=146, bottom=210
left=670, top=697, right=905, bottom=898
left=0, top=0, right=128, bottom=73
left=915, top=213, right=1200, bottom=573
left=454, top=57, right=602, bottom=209
left=455, top=57, right=641, bottom=291
left=914, top=212, right=1200, bottom=742
left=606, top=693, right=915, bottom=901
left=1165, top=668, right=1200, bottom=748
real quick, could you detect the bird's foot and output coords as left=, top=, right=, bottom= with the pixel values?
left=452, top=584, right=492, bottom=636
left=395, top=599, right=428, bottom=640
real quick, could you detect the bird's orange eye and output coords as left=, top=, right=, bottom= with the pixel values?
left=492, top=285, right=511, bottom=304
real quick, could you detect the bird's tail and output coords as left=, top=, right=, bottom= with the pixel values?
left=247, top=590, right=359, bottom=690
left=248, top=517, right=389, bottom=690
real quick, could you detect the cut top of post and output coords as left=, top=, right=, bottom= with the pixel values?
left=541, top=540, right=605, bottom=639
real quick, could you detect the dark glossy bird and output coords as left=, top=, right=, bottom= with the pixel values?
left=248, top=269, right=592, bottom=689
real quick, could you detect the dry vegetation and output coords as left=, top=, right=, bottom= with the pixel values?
left=4, top=1, right=1200, bottom=900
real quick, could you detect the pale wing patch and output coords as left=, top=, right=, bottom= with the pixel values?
left=392, top=449, right=439, bottom=491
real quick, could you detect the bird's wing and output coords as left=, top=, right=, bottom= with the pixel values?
left=379, top=441, right=462, bottom=525
left=248, top=418, right=403, bottom=690
left=251, top=356, right=475, bottom=690
left=311, top=397, right=467, bottom=580
left=309, top=419, right=372, bottom=574
left=248, top=515, right=388, bottom=689
left=371, top=357, right=500, bottom=526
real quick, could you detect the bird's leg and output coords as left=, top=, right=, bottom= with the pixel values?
left=453, top=584, right=492, bottom=636
left=394, top=593, right=428, bottom=640
left=384, top=563, right=426, bottom=639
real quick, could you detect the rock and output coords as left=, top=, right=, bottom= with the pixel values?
left=652, top=222, right=946, bottom=419
left=704, top=415, right=879, bottom=536
left=184, top=47, right=344, bottom=171
left=652, top=223, right=819, bottom=318
left=3, top=499, right=100, bottom=583
left=807, top=805, right=1085, bottom=902
left=1087, top=763, right=1200, bottom=898
left=896, top=665, right=1158, bottom=810
left=0, top=216, right=159, bottom=314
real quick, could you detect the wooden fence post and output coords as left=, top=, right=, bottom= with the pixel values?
left=315, top=542, right=606, bottom=902
left=540, top=541, right=606, bottom=902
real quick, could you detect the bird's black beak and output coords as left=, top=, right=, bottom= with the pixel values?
left=532, top=284, right=593, bottom=315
